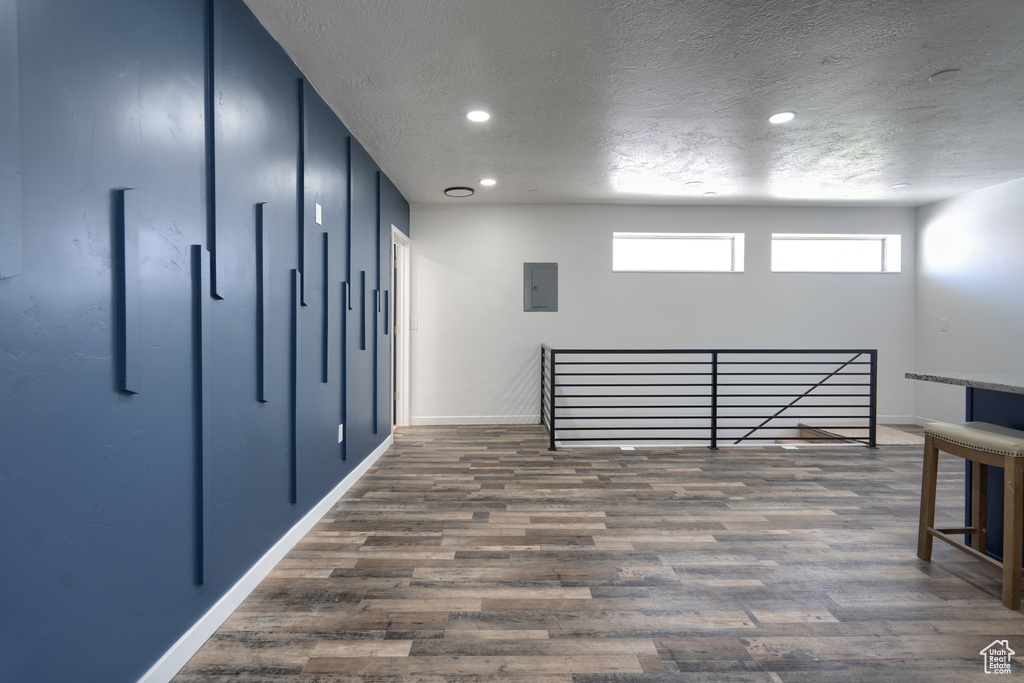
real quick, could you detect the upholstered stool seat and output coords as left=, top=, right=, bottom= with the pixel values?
left=918, top=421, right=1024, bottom=609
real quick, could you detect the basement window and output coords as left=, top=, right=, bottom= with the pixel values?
left=771, top=233, right=902, bottom=273
left=613, top=232, right=745, bottom=272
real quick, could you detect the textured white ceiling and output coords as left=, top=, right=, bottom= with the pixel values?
left=244, top=0, right=1024, bottom=206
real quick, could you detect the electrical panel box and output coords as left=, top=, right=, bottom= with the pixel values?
left=524, top=262, right=558, bottom=312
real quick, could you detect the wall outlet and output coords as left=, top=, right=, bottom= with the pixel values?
left=338, top=424, right=344, bottom=442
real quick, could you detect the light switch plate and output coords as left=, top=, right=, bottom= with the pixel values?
left=338, top=424, right=344, bottom=442
left=315, top=203, right=322, bottom=225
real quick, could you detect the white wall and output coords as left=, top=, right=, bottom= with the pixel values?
left=408, top=203, right=917, bottom=425
left=915, top=178, right=1024, bottom=423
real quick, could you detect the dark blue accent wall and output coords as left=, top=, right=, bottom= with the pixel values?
left=0, top=1, right=409, bottom=681
left=346, top=139, right=383, bottom=458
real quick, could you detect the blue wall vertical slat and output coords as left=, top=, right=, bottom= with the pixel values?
left=114, top=188, right=140, bottom=394
left=204, top=0, right=222, bottom=300
left=373, top=172, right=381, bottom=432
left=340, top=280, right=348, bottom=461
left=289, top=268, right=300, bottom=504
left=297, top=78, right=306, bottom=306
left=360, top=270, right=366, bottom=350
left=190, top=244, right=206, bottom=586
left=256, top=202, right=268, bottom=402
left=373, top=282, right=379, bottom=434
left=322, top=231, right=330, bottom=382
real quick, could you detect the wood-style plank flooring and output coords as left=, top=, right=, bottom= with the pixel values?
left=173, top=425, right=1024, bottom=681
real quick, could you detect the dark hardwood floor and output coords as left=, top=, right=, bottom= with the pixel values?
left=173, top=425, right=1023, bottom=681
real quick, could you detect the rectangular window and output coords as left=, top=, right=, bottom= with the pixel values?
left=613, top=232, right=745, bottom=272
left=771, top=233, right=901, bottom=273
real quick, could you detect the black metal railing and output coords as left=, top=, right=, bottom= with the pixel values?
left=540, top=347, right=877, bottom=451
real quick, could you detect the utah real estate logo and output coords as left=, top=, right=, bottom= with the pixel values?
left=981, top=640, right=1014, bottom=675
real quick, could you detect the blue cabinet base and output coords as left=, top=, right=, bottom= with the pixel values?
left=964, top=387, right=1024, bottom=562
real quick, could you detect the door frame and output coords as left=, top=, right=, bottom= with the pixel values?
left=391, top=226, right=411, bottom=427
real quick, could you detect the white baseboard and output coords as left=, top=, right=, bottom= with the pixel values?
left=410, top=414, right=540, bottom=425
left=878, top=414, right=916, bottom=425
left=138, top=434, right=393, bottom=683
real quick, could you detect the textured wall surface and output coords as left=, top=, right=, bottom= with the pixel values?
left=409, top=203, right=916, bottom=425
left=0, top=1, right=407, bottom=680
left=915, top=178, right=1024, bottom=423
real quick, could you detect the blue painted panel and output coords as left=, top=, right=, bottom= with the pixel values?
left=290, top=268, right=301, bottom=504
left=114, top=188, right=142, bottom=394
left=0, top=1, right=407, bottom=680
left=0, top=1, right=206, bottom=680
left=298, top=80, right=350, bottom=495
left=0, top=0, right=22, bottom=279
left=191, top=244, right=209, bottom=586
left=204, top=0, right=302, bottom=589
left=256, top=202, right=269, bottom=402
left=347, top=138, right=382, bottom=458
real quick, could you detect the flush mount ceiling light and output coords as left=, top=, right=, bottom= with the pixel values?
left=703, top=191, right=717, bottom=197
left=684, top=181, right=703, bottom=187
left=768, top=111, right=796, bottom=124
left=466, top=110, right=490, bottom=122
left=443, top=186, right=474, bottom=198
left=890, top=182, right=911, bottom=189
left=479, top=178, right=496, bottom=186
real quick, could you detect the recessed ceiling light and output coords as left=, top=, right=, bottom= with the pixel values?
left=685, top=181, right=703, bottom=187
left=703, top=191, right=717, bottom=197
left=890, top=182, right=911, bottom=189
left=768, top=111, right=796, bottom=124
left=480, top=178, right=496, bottom=186
left=444, top=186, right=474, bottom=198
left=466, top=110, right=490, bottom=122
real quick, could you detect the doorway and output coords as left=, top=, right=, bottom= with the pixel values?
left=391, top=227, right=410, bottom=427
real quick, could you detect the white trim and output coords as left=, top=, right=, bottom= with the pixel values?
left=138, top=434, right=393, bottom=683
left=411, top=414, right=540, bottom=425
left=391, top=226, right=411, bottom=428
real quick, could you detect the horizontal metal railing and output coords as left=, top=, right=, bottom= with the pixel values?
left=540, top=346, right=877, bottom=451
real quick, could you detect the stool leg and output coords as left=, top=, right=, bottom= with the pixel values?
left=918, top=435, right=939, bottom=561
left=1003, top=456, right=1023, bottom=610
left=972, top=461, right=987, bottom=552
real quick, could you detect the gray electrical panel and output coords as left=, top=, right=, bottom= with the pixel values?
left=524, top=262, right=558, bottom=312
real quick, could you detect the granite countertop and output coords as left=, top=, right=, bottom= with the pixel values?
left=905, top=371, right=1024, bottom=395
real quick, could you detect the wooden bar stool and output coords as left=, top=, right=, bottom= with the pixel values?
left=918, top=421, right=1024, bottom=609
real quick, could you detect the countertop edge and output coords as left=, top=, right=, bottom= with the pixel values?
left=905, top=372, right=1024, bottom=396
